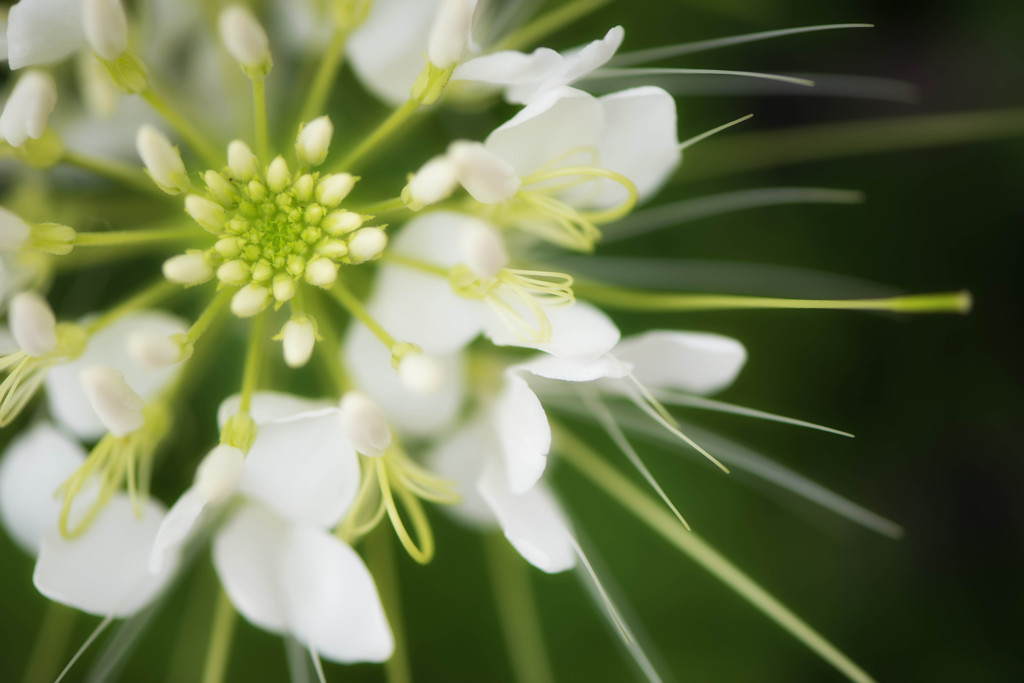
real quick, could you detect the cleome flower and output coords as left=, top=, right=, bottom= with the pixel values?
left=0, top=1, right=988, bottom=682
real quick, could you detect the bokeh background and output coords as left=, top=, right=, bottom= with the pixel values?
left=1, top=0, right=1021, bottom=681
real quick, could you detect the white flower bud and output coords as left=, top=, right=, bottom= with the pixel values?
left=0, top=207, right=31, bottom=251
left=83, top=0, right=129, bottom=61
left=428, top=0, right=473, bottom=69
left=272, top=274, right=297, bottom=302
left=315, top=173, right=356, bottom=207
left=266, top=156, right=291, bottom=193
left=339, top=391, right=391, bottom=457
left=447, top=140, right=521, bottom=203
left=227, top=140, right=259, bottom=181
left=9, top=291, right=57, bottom=357
left=230, top=284, right=271, bottom=317
left=128, top=331, right=184, bottom=369
left=163, top=253, right=213, bottom=285
left=185, top=195, right=226, bottom=233
left=195, top=445, right=245, bottom=505
left=203, top=171, right=237, bottom=205
left=347, top=227, right=387, bottom=263
left=0, top=70, right=57, bottom=147
left=79, top=365, right=145, bottom=437
left=323, top=210, right=363, bottom=235
left=281, top=317, right=316, bottom=368
left=136, top=125, right=190, bottom=194
left=398, top=353, right=444, bottom=396
left=405, top=155, right=458, bottom=210
left=295, top=116, right=333, bottom=167
left=304, top=258, right=338, bottom=287
left=217, top=260, right=251, bottom=285
left=218, top=5, right=271, bottom=71
left=461, top=220, right=508, bottom=279
left=215, top=237, right=242, bottom=258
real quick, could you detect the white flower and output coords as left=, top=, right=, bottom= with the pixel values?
left=0, top=422, right=179, bottom=616
left=0, top=68, right=57, bottom=146
left=150, top=392, right=394, bottom=664
left=2, top=0, right=87, bottom=70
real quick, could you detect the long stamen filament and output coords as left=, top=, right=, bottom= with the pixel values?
left=679, top=113, right=754, bottom=152
left=494, top=0, right=614, bottom=51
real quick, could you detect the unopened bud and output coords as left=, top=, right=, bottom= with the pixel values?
left=83, top=0, right=128, bottom=61
left=217, top=260, right=251, bottom=286
left=227, top=140, right=259, bottom=180
left=272, top=274, right=297, bottom=302
left=218, top=5, right=272, bottom=77
left=461, top=219, right=508, bottom=279
left=398, top=353, right=444, bottom=395
left=280, top=317, right=316, bottom=368
left=323, top=210, right=363, bottom=236
left=185, top=195, right=226, bottom=233
left=427, top=0, right=473, bottom=69
left=203, top=171, right=237, bottom=205
left=266, top=156, right=291, bottom=193
left=295, top=116, right=333, bottom=167
left=347, top=227, right=387, bottom=263
left=79, top=365, right=145, bottom=437
left=128, top=331, right=189, bottom=369
left=163, top=252, right=213, bottom=285
left=230, top=284, right=271, bottom=317
left=447, top=140, right=521, bottom=203
left=0, top=70, right=57, bottom=148
left=136, top=125, right=190, bottom=194
left=195, top=445, right=245, bottom=504
left=9, top=291, right=57, bottom=357
left=339, top=391, right=391, bottom=456
left=316, top=173, right=356, bottom=207
left=304, top=258, right=339, bottom=287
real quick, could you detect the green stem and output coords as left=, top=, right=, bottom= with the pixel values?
left=201, top=588, right=237, bottom=683
left=61, top=151, right=168, bottom=199
left=22, top=602, right=76, bottom=683
left=329, top=281, right=397, bottom=350
left=683, top=107, right=1024, bottom=180
left=142, top=89, right=221, bottom=166
left=575, top=281, right=973, bottom=315
left=354, top=196, right=408, bottom=216
left=85, top=279, right=181, bottom=334
left=239, top=313, right=266, bottom=413
left=494, top=0, right=615, bottom=51
left=483, top=533, right=555, bottom=683
left=381, top=252, right=448, bottom=278
left=554, top=425, right=875, bottom=683
left=308, top=290, right=352, bottom=393
left=187, top=288, right=232, bottom=345
left=298, top=29, right=349, bottom=124
left=252, top=79, right=270, bottom=162
left=74, top=226, right=199, bottom=248
left=366, top=528, right=412, bottom=683
left=336, top=99, right=420, bottom=171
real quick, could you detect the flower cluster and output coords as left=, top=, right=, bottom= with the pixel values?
left=0, top=1, right=971, bottom=681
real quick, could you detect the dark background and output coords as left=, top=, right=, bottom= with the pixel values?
left=1, top=0, right=1021, bottom=681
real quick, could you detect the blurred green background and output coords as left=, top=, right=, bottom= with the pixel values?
left=1, top=0, right=1021, bottom=681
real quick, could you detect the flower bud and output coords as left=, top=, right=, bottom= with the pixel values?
left=398, top=353, right=444, bottom=395
left=203, top=171, right=237, bottom=205
left=9, top=291, right=57, bottom=357
left=218, top=5, right=272, bottom=76
left=347, top=227, right=387, bottom=263
left=83, top=0, right=129, bottom=61
left=428, top=0, right=473, bottom=69
left=0, top=70, right=57, bottom=147
left=295, top=116, right=333, bottom=167
left=266, top=156, right=291, bottom=193
left=128, top=331, right=189, bottom=369
left=404, top=155, right=458, bottom=210
left=79, top=365, right=145, bottom=437
left=230, top=284, right=271, bottom=317
left=339, top=391, right=391, bottom=457
left=217, top=260, right=251, bottom=286
left=227, top=140, right=259, bottom=180
left=323, top=210, right=363, bottom=236
left=195, top=445, right=245, bottom=505
left=163, top=252, right=213, bottom=285
left=447, top=140, right=521, bottom=203
left=461, top=220, right=508, bottom=279
left=185, top=195, right=226, bottom=233
left=280, top=317, right=316, bottom=368
left=0, top=207, right=31, bottom=251
left=136, top=125, right=190, bottom=194
left=272, top=274, right=297, bottom=302
left=316, top=173, right=356, bottom=207
left=304, top=257, right=339, bottom=287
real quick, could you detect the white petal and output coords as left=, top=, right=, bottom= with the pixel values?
left=212, top=503, right=288, bottom=633
left=240, top=410, right=359, bottom=528
left=505, top=26, right=624, bottom=104
left=45, top=312, right=187, bottom=440
left=485, top=86, right=604, bottom=178
left=590, top=87, right=681, bottom=208
left=344, top=323, right=465, bottom=438
left=149, top=486, right=206, bottom=574
left=478, top=460, right=576, bottom=573
left=34, top=496, right=178, bottom=617
left=613, top=330, right=747, bottom=395
left=217, top=391, right=332, bottom=429
left=515, top=353, right=630, bottom=383
left=494, top=373, right=550, bottom=494
left=347, top=0, right=442, bottom=106
left=426, top=416, right=496, bottom=527
left=0, top=422, right=85, bottom=555
left=484, top=300, right=620, bottom=361
left=6, top=0, right=86, bottom=69
left=455, top=47, right=562, bottom=89
left=280, top=525, right=393, bottom=664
